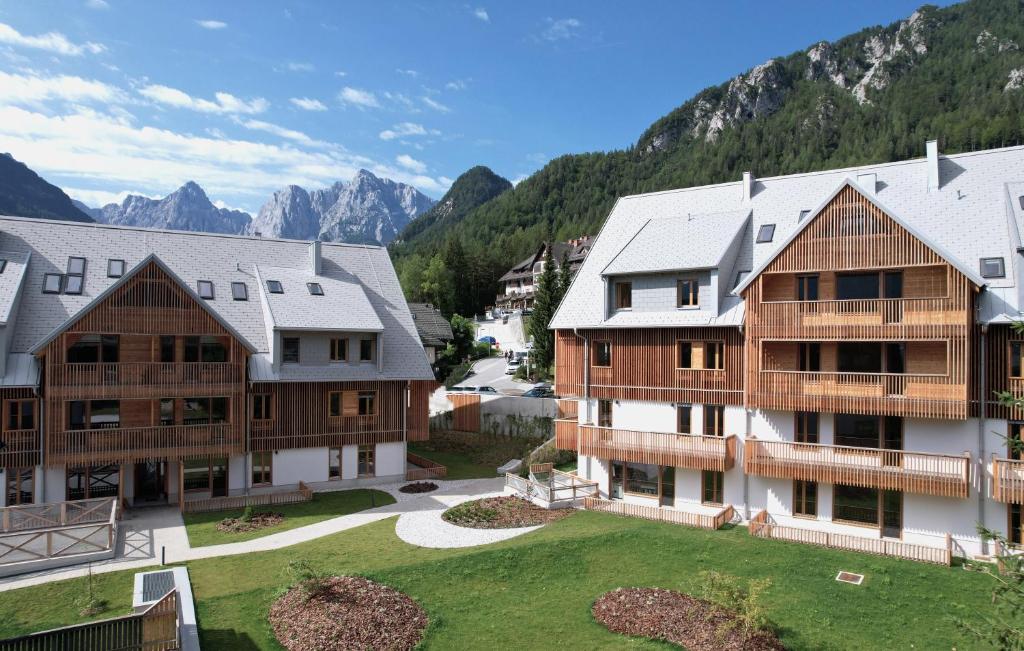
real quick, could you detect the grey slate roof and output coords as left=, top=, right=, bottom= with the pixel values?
left=255, top=265, right=383, bottom=332
left=0, top=250, right=30, bottom=325
left=0, top=216, right=433, bottom=382
left=408, top=303, right=454, bottom=347
left=551, top=144, right=1024, bottom=330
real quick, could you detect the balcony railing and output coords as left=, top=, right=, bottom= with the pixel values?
left=574, top=424, right=736, bottom=471
left=992, top=457, right=1024, bottom=503
left=49, top=423, right=242, bottom=464
left=752, top=298, right=968, bottom=338
left=744, top=438, right=971, bottom=498
left=48, top=362, right=242, bottom=397
left=0, top=429, right=39, bottom=467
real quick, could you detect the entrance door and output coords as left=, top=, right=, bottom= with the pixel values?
left=134, top=462, right=166, bottom=505
left=211, top=458, right=228, bottom=497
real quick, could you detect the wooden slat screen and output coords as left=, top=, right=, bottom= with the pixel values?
left=0, top=388, right=40, bottom=468
left=449, top=393, right=481, bottom=432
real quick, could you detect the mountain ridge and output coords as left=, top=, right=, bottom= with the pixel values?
left=0, top=153, right=93, bottom=223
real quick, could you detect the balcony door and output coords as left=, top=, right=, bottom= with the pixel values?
left=134, top=461, right=166, bottom=505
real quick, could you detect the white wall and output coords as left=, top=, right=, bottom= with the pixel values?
left=274, top=448, right=330, bottom=486
left=376, top=442, right=405, bottom=478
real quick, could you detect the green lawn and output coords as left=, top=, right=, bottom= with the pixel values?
left=406, top=444, right=497, bottom=479
left=182, top=488, right=395, bottom=547
left=408, top=430, right=542, bottom=480
left=0, top=512, right=998, bottom=650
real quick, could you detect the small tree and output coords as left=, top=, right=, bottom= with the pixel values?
left=556, top=252, right=572, bottom=307
left=529, top=246, right=558, bottom=373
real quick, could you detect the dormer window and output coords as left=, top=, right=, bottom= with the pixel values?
left=231, top=282, right=248, bottom=301
left=266, top=280, right=283, bottom=294
left=307, top=282, right=324, bottom=296
left=197, top=280, right=214, bottom=299
left=42, top=273, right=62, bottom=294
left=980, top=257, right=1006, bottom=279
left=734, top=270, right=750, bottom=288
left=756, top=224, right=776, bottom=243
left=107, top=259, right=125, bottom=278
left=614, top=281, right=632, bottom=310
left=359, top=337, right=375, bottom=362
left=677, top=279, right=699, bottom=308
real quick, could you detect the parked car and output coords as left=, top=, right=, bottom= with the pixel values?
left=476, top=386, right=498, bottom=394
left=505, top=358, right=521, bottom=374
left=478, top=336, right=497, bottom=345
left=521, top=386, right=554, bottom=398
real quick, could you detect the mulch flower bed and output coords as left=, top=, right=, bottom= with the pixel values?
left=399, top=481, right=438, bottom=494
left=215, top=512, right=284, bottom=533
left=270, top=576, right=427, bottom=651
left=442, top=496, right=572, bottom=529
left=592, top=588, right=785, bottom=651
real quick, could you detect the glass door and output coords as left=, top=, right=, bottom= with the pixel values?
left=881, top=490, right=902, bottom=538
left=610, top=462, right=623, bottom=499
left=211, top=458, right=228, bottom=497
left=660, top=466, right=675, bottom=507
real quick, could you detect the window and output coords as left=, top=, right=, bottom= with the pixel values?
left=359, top=338, right=375, bottom=362
left=282, top=337, right=300, bottom=363
left=837, top=342, right=881, bottom=373
left=833, top=484, right=880, bottom=526
left=358, top=445, right=375, bottom=477
left=705, top=342, right=724, bottom=370
left=197, top=280, right=214, bottom=299
left=328, top=391, right=342, bottom=418
left=798, top=209, right=811, bottom=222
left=885, top=342, right=906, bottom=374
left=676, top=404, right=692, bottom=434
left=159, top=398, right=174, bottom=426
left=64, top=274, right=84, bottom=295
left=230, top=282, right=248, bottom=301
left=702, top=470, right=724, bottom=505
left=184, top=336, right=227, bottom=363
left=593, top=341, right=612, bottom=367
left=1012, top=342, right=1023, bottom=378
left=883, top=271, right=903, bottom=299
left=252, top=451, right=272, bottom=486
left=42, top=273, right=62, bottom=294
left=794, top=480, right=818, bottom=517
left=624, top=462, right=658, bottom=496
left=0, top=259, right=6, bottom=274
left=1010, top=423, right=1023, bottom=460
left=798, top=343, right=821, bottom=372
left=677, top=279, right=699, bottom=307
left=795, top=412, right=819, bottom=444
left=358, top=391, right=376, bottom=416
left=330, top=338, right=348, bottom=362
left=704, top=405, right=725, bottom=437
left=266, top=279, right=283, bottom=294
left=68, top=400, right=120, bottom=430
left=676, top=341, right=693, bottom=369
left=307, top=282, right=324, bottom=296
left=5, top=467, right=33, bottom=505
left=67, top=257, right=86, bottom=276
left=160, top=335, right=175, bottom=363
left=614, top=281, right=632, bottom=310
left=597, top=399, right=612, bottom=428
left=329, top=447, right=342, bottom=479
left=252, top=394, right=272, bottom=420
left=1012, top=503, right=1022, bottom=547
left=107, top=259, right=125, bottom=278
left=756, top=224, right=776, bottom=243
left=834, top=414, right=902, bottom=450
left=66, top=464, right=118, bottom=500
left=836, top=273, right=880, bottom=300
left=796, top=275, right=819, bottom=301
left=183, top=397, right=228, bottom=425
left=5, top=399, right=34, bottom=431
left=734, top=270, right=750, bottom=287
left=980, top=257, right=1006, bottom=279
left=183, top=458, right=211, bottom=491
left=67, top=334, right=119, bottom=364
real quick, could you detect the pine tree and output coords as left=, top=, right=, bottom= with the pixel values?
left=529, top=246, right=557, bottom=373
left=556, top=252, right=572, bottom=310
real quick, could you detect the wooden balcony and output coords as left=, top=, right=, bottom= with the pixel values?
left=574, top=424, right=736, bottom=471
left=992, top=457, right=1024, bottom=503
left=750, top=298, right=968, bottom=339
left=744, top=439, right=971, bottom=498
left=48, top=423, right=243, bottom=465
left=0, top=429, right=39, bottom=467
left=47, top=362, right=243, bottom=399
left=749, top=371, right=968, bottom=419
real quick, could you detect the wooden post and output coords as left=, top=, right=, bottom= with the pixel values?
left=118, top=464, right=126, bottom=515
left=177, top=461, right=184, bottom=511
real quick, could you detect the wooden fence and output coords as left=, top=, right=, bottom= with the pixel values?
left=582, top=497, right=734, bottom=530
left=181, top=482, right=312, bottom=514
left=748, top=510, right=952, bottom=565
left=1, top=498, right=115, bottom=533
left=0, top=589, right=178, bottom=651
left=0, top=498, right=118, bottom=568
left=405, top=452, right=448, bottom=481
left=506, top=469, right=599, bottom=507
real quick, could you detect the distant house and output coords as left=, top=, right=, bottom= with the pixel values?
left=408, top=303, right=454, bottom=364
left=495, top=236, right=592, bottom=311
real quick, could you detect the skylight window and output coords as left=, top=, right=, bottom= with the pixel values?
left=0, top=259, right=7, bottom=274
left=64, top=275, right=84, bottom=295
left=43, top=273, right=62, bottom=294
left=1019, top=195, right=1024, bottom=210
left=756, top=224, right=776, bottom=243
left=107, top=259, right=125, bottom=278
left=307, top=282, right=324, bottom=296
left=266, top=280, right=283, bottom=294
left=799, top=209, right=811, bottom=222
left=197, top=280, right=215, bottom=299
left=231, top=282, right=248, bottom=301
left=735, top=270, right=751, bottom=287
left=980, top=257, right=1006, bottom=279
left=67, top=257, right=86, bottom=276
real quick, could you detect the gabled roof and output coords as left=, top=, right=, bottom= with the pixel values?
left=28, top=254, right=257, bottom=354
left=408, top=303, right=454, bottom=347
left=732, top=178, right=987, bottom=294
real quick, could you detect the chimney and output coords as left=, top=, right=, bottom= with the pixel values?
left=856, top=172, right=877, bottom=195
left=926, top=140, right=940, bottom=192
left=309, top=240, right=322, bottom=275
left=742, top=171, right=754, bottom=203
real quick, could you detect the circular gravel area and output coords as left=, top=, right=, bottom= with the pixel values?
left=442, top=496, right=573, bottom=529
left=270, top=576, right=427, bottom=651
left=395, top=488, right=543, bottom=549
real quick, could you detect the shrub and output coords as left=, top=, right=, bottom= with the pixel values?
left=286, top=559, right=333, bottom=601
left=699, top=570, right=773, bottom=636
left=240, top=505, right=255, bottom=523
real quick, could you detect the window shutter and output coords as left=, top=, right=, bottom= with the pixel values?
left=343, top=391, right=359, bottom=417
left=692, top=342, right=705, bottom=370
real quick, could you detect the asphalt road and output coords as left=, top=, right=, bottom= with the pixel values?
left=455, top=356, right=534, bottom=395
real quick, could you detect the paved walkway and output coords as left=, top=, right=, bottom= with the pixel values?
left=0, top=477, right=514, bottom=592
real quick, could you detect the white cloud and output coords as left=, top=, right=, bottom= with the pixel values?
left=445, top=79, right=469, bottom=91
left=65, top=187, right=154, bottom=208
left=379, top=122, right=440, bottom=141
left=0, top=22, right=105, bottom=56
left=139, top=84, right=268, bottom=114
left=290, top=97, right=327, bottom=112
left=396, top=154, right=427, bottom=174
left=195, top=19, right=227, bottom=30
left=334, top=70, right=348, bottom=77
left=421, top=96, right=450, bottom=113
left=286, top=62, right=314, bottom=72
left=473, top=7, right=490, bottom=22
left=396, top=68, right=418, bottom=77
left=338, top=87, right=380, bottom=109
left=0, top=70, right=126, bottom=106
left=541, top=17, right=581, bottom=41
left=85, top=0, right=110, bottom=10
left=234, top=118, right=315, bottom=145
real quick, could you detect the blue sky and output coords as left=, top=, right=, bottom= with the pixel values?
left=0, top=0, right=951, bottom=213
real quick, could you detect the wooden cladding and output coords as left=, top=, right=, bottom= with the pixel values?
left=449, top=393, right=481, bottom=432
left=979, top=325, right=1024, bottom=419
left=49, top=423, right=242, bottom=466
left=574, top=425, right=735, bottom=472
left=992, top=457, right=1024, bottom=503
left=47, top=362, right=241, bottom=400
left=554, top=418, right=579, bottom=451
left=249, top=381, right=406, bottom=451
left=554, top=327, right=743, bottom=404
left=406, top=380, right=434, bottom=442
left=556, top=399, right=578, bottom=420
left=751, top=296, right=969, bottom=340
left=744, top=439, right=970, bottom=498
left=0, top=388, right=39, bottom=468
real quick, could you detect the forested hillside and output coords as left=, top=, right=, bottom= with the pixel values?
left=393, top=0, right=1024, bottom=316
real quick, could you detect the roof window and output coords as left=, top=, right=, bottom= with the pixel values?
left=307, top=282, right=324, bottom=296
left=67, top=257, right=86, bottom=276
left=756, top=224, right=775, bottom=243
left=980, top=257, right=1006, bottom=279
left=64, top=275, right=84, bottom=295
left=197, top=280, right=215, bottom=299
left=266, top=279, right=283, bottom=294
left=799, top=209, right=811, bottom=222
left=231, top=282, right=248, bottom=301
left=1019, top=195, right=1024, bottom=210
left=107, top=259, right=125, bottom=278
left=0, top=259, right=7, bottom=274
left=43, top=273, right=62, bottom=294
left=735, top=270, right=751, bottom=287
